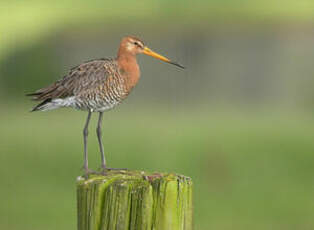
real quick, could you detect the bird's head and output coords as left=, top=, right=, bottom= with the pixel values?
left=119, top=36, right=184, bottom=69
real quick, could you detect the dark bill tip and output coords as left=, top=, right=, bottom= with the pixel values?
left=169, top=61, right=185, bottom=69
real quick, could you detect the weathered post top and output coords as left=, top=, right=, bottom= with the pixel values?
left=77, top=170, right=193, bottom=230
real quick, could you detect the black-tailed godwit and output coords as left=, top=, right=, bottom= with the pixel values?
left=27, top=36, right=184, bottom=176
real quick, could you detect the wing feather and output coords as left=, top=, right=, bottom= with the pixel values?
left=27, top=58, right=116, bottom=101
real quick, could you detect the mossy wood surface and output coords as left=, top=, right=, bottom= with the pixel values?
left=77, top=170, right=193, bottom=230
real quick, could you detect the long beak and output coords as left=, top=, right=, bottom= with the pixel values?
left=142, top=47, right=184, bottom=69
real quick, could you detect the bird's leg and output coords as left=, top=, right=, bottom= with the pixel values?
left=96, top=112, right=106, bottom=170
left=96, top=112, right=127, bottom=174
left=83, top=111, right=92, bottom=178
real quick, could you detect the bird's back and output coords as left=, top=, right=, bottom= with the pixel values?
left=27, top=58, right=129, bottom=112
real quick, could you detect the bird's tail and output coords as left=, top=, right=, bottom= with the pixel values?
left=30, top=99, right=51, bottom=112
left=30, top=99, right=64, bottom=112
left=29, top=97, right=75, bottom=112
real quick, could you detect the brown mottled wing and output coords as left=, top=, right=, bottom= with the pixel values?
left=27, top=59, right=116, bottom=101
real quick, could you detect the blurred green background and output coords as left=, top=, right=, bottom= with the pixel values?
left=1, top=0, right=314, bottom=229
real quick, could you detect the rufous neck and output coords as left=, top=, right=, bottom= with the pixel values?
left=117, top=50, right=139, bottom=72
left=117, top=48, right=140, bottom=91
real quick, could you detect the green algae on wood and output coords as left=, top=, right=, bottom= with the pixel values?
left=77, top=170, right=193, bottom=230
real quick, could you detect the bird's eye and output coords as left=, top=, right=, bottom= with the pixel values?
left=133, top=42, right=139, bottom=46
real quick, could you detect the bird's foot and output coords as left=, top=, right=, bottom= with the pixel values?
left=99, top=165, right=128, bottom=175
left=107, top=167, right=128, bottom=171
left=82, top=167, right=99, bottom=179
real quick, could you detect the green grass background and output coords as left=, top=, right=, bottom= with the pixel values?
left=2, top=0, right=314, bottom=62
left=1, top=103, right=314, bottom=229
left=1, top=0, right=314, bottom=229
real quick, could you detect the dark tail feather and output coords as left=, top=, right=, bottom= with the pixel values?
left=26, top=84, right=58, bottom=100
left=31, top=99, right=52, bottom=112
left=26, top=92, right=43, bottom=101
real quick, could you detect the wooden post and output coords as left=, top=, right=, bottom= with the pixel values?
left=77, top=170, right=193, bottom=230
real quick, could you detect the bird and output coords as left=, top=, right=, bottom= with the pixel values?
left=26, top=36, right=184, bottom=176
